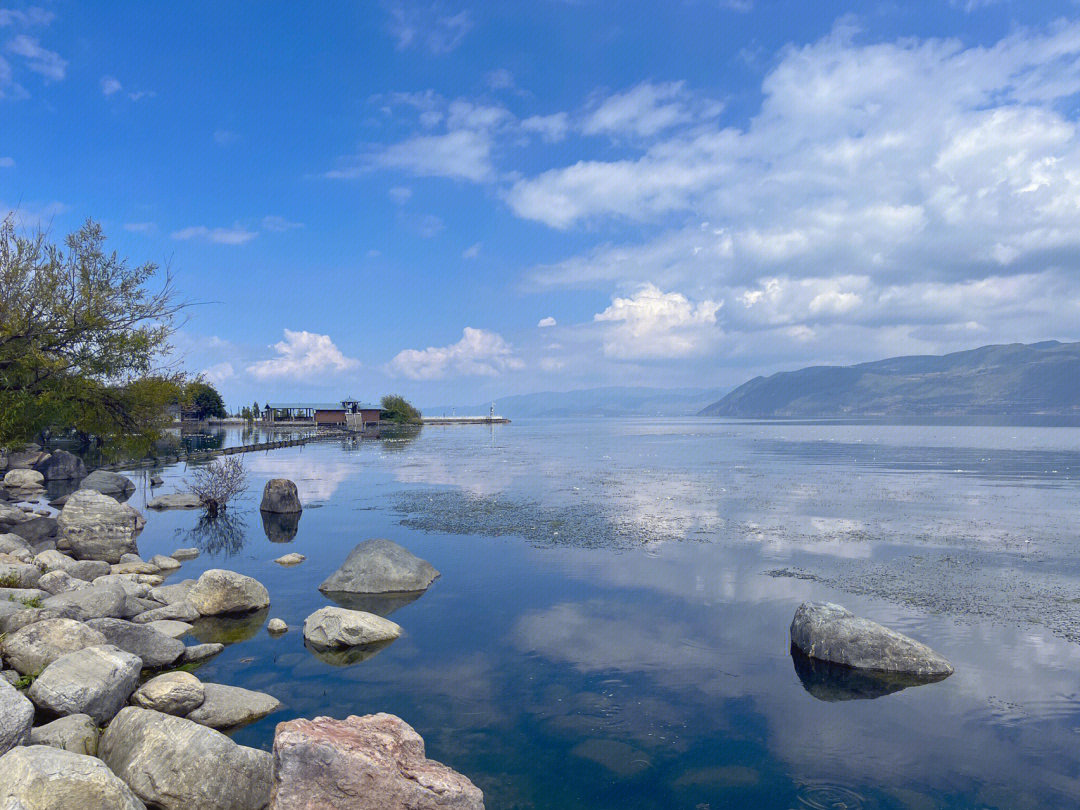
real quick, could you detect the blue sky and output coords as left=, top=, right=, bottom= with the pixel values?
left=3, top=1, right=1079, bottom=408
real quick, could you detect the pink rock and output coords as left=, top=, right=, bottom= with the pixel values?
left=270, top=713, right=484, bottom=810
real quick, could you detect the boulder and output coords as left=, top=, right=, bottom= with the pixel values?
left=0, top=587, right=49, bottom=605
left=149, top=554, right=181, bottom=571
left=9, top=517, right=57, bottom=545
left=0, top=562, right=41, bottom=589
left=130, top=672, right=205, bottom=715
left=303, top=606, right=402, bottom=649
left=77, top=470, right=135, bottom=498
left=170, top=547, right=199, bottom=560
left=29, top=644, right=142, bottom=724
left=260, top=479, right=302, bottom=513
left=57, top=490, right=139, bottom=563
left=274, top=552, right=305, bottom=566
left=29, top=714, right=99, bottom=755
left=0, top=745, right=146, bottom=810
left=149, top=475, right=164, bottom=487
left=789, top=601, right=954, bottom=676
left=0, top=607, right=83, bottom=636
left=319, top=539, right=439, bottom=595
left=185, top=683, right=281, bottom=729
left=269, top=713, right=485, bottom=810
left=37, top=569, right=88, bottom=596
left=111, top=561, right=158, bottom=576
left=34, top=550, right=110, bottom=582
left=33, top=450, right=87, bottom=482
left=0, top=679, right=33, bottom=755
left=0, top=504, right=31, bottom=527
left=99, top=707, right=273, bottom=810
left=123, top=504, right=146, bottom=532
left=0, top=533, right=30, bottom=555
left=149, top=580, right=195, bottom=605
left=145, top=619, right=193, bottom=638
left=3, top=469, right=43, bottom=489
left=1, top=617, right=108, bottom=675
left=4, top=449, right=45, bottom=470
left=84, top=618, right=185, bottom=669
left=42, top=583, right=127, bottom=620
left=187, top=569, right=269, bottom=616
left=146, top=492, right=203, bottom=510
left=178, top=642, right=224, bottom=665
left=267, top=618, right=288, bottom=634
left=131, top=601, right=200, bottom=624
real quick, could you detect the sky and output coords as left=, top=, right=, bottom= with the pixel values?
left=3, top=0, right=1080, bottom=409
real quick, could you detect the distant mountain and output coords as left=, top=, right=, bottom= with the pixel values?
left=698, top=341, right=1080, bottom=418
left=426, top=386, right=729, bottom=418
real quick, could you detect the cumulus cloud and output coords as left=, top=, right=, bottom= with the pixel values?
left=201, top=362, right=235, bottom=385
left=538, top=316, right=557, bottom=328
left=594, top=284, right=721, bottom=359
left=388, top=327, right=524, bottom=379
left=581, top=81, right=721, bottom=138
left=521, top=113, right=570, bottom=143
left=247, top=330, right=360, bottom=380
left=330, top=129, right=495, bottom=183
left=171, top=225, right=257, bottom=245
left=100, top=75, right=121, bottom=95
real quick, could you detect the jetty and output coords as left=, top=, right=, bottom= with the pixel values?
left=421, top=416, right=511, bottom=425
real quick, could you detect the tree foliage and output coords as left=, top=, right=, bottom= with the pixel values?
left=380, top=394, right=422, bottom=424
left=0, top=216, right=184, bottom=449
left=183, top=379, right=226, bottom=420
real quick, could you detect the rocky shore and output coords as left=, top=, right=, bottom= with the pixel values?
left=0, top=447, right=484, bottom=809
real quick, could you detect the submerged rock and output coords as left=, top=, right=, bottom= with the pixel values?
left=0, top=679, right=34, bottom=755
left=269, top=713, right=485, bottom=810
left=100, top=706, right=273, bottom=810
left=302, top=606, right=402, bottom=650
left=260, top=478, right=302, bottom=514
left=789, top=601, right=954, bottom=676
left=0, top=745, right=147, bottom=810
left=187, top=569, right=270, bottom=616
left=274, top=552, right=305, bottom=566
left=29, top=644, right=142, bottom=724
left=318, top=538, right=439, bottom=595
left=57, top=489, right=140, bottom=563
left=78, top=470, right=135, bottom=499
left=185, top=683, right=281, bottom=729
left=146, top=492, right=203, bottom=510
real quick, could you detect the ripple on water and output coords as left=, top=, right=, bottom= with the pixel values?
left=795, top=781, right=869, bottom=810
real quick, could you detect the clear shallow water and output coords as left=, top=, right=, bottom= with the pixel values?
left=121, top=418, right=1080, bottom=809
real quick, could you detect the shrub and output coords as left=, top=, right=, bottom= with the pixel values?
left=186, top=456, right=247, bottom=517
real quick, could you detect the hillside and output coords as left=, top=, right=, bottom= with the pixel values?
left=698, top=341, right=1080, bottom=418
left=427, top=386, right=729, bottom=419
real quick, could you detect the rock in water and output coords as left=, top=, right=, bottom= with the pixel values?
left=267, top=618, right=288, bottom=634
left=269, top=713, right=485, bottom=810
left=1, top=617, right=108, bottom=675
left=33, top=450, right=87, bottom=482
left=29, top=714, right=100, bottom=755
left=3, top=469, right=44, bottom=489
left=146, top=493, right=204, bottom=510
left=185, top=683, right=281, bottom=729
left=319, top=539, right=439, bottom=595
left=789, top=601, right=954, bottom=676
left=0, top=745, right=147, bottom=810
left=100, top=706, right=272, bottom=810
left=0, top=679, right=33, bottom=755
left=187, top=569, right=270, bottom=615
left=29, top=644, right=142, bottom=723
left=260, top=478, right=302, bottom=513
left=303, top=606, right=402, bottom=649
left=57, top=489, right=140, bottom=563
left=274, top=552, right=305, bottom=566
left=78, top=470, right=135, bottom=498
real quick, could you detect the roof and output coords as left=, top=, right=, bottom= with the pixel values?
left=265, top=403, right=345, bottom=411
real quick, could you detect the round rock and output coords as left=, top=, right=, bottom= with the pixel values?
left=187, top=569, right=269, bottom=616
left=131, top=671, right=205, bottom=715
left=0, top=745, right=147, bottom=810
left=302, top=606, right=402, bottom=649
left=318, top=538, right=439, bottom=595
left=259, top=479, right=302, bottom=513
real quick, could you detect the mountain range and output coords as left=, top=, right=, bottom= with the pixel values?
left=425, top=386, right=729, bottom=418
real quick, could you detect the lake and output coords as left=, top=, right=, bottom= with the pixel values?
left=121, top=417, right=1080, bottom=809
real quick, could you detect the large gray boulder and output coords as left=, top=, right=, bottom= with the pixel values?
left=37, top=569, right=88, bottom=596
left=2, top=617, right=108, bottom=675
left=33, top=450, right=87, bottom=481
left=178, top=642, right=224, bottom=665
left=302, top=606, right=402, bottom=649
left=10, top=516, right=58, bottom=546
left=4, top=448, right=46, bottom=470
left=187, top=569, right=269, bottom=616
left=146, top=492, right=203, bottom=510
left=131, top=601, right=200, bottom=624
left=130, top=671, right=205, bottom=715
left=319, top=539, right=439, bottom=595
left=0, top=562, right=41, bottom=589
left=0, top=504, right=31, bottom=528
left=0, top=679, right=33, bottom=755
left=42, top=583, right=127, bottom=620
left=57, top=489, right=140, bottom=563
left=260, top=478, right=302, bottom=513
left=3, top=469, right=43, bottom=489
left=84, top=618, right=185, bottom=669
left=269, top=713, right=485, bottom=810
left=0, top=533, right=31, bottom=555
left=100, top=707, right=273, bottom=810
left=78, top=470, right=135, bottom=498
left=29, top=644, right=142, bottom=723
left=29, top=714, right=99, bottom=755
left=789, top=601, right=954, bottom=676
left=150, top=580, right=195, bottom=605
left=0, top=745, right=147, bottom=810
left=185, top=683, right=281, bottom=729
left=34, top=550, right=110, bottom=581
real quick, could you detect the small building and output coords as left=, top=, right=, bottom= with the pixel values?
left=262, top=401, right=379, bottom=428
left=342, top=400, right=381, bottom=431
left=262, top=403, right=319, bottom=423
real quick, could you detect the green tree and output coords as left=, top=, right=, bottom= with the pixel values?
left=0, top=216, right=184, bottom=449
left=380, top=394, right=422, bottom=424
left=183, top=379, right=226, bottom=420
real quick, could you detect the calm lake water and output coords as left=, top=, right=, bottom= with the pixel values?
left=119, top=418, right=1080, bottom=809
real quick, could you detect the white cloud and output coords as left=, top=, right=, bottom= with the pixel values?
left=0, top=156, right=12, bottom=168
left=171, top=225, right=257, bottom=245
left=521, top=112, right=570, bottom=143
left=538, top=316, right=557, bottom=328
left=201, top=362, right=235, bottom=385
left=415, top=214, right=444, bottom=238
left=247, top=330, right=360, bottom=380
left=0, top=8, right=54, bottom=27
left=388, top=186, right=412, bottom=204
left=5, top=35, right=64, bottom=80
left=384, top=1, right=473, bottom=54
left=260, top=215, right=304, bottom=232
left=332, top=129, right=495, bottom=183
left=462, top=242, right=481, bottom=259
left=123, top=222, right=155, bottom=233
left=389, top=327, right=524, bottom=379
left=1, top=200, right=68, bottom=229
left=594, top=284, right=722, bottom=359
left=100, top=75, right=121, bottom=95
left=485, top=68, right=514, bottom=90
left=581, top=81, right=721, bottom=138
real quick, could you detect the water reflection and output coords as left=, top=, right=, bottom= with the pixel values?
left=790, top=646, right=949, bottom=702
left=261, top=510, right=300, bottom=543
left=176, top=511, right=248, bottom=556
left=320, top=589, right=426, bottom=616
left=191, top=607, right=269, bottom=645
left=304, top=637, right=397, bottom=666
